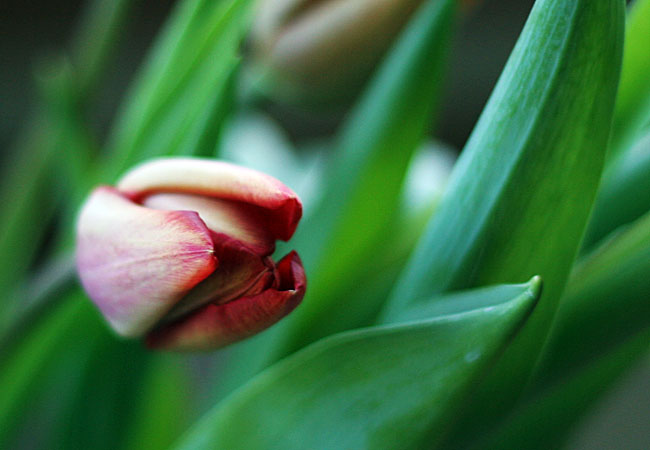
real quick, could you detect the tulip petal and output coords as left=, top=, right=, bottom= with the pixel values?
left=76, top=187, right=217, bottom=337
left=146, top=251, right=306, bottom=350
left=143, top=193, right=276, bottom=255
left=158, top=236, right=277, bottom=324
left=117, top=158, right=302, bottom=241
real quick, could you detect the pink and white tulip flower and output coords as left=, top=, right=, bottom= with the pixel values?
left=76, top=158, right=306, bottom=351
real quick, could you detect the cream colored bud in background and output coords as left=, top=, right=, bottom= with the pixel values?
left=248, top=0, right=480, bottom=107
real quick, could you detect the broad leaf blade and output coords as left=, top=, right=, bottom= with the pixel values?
left=533, top=208, right=650, bottom=389
left=583, top=132, right=650, bottom=248
left=175, top=279, right=540, bottom=450
left=0, top=293, right=100, bottom=447
left=214, top=0, right=458, bottom=397
left=380, top=0, right=624, bottom=444
left=478, top=329, right=650, bottom=450
left=280, top=0, right=457, bottom=351
left=278, top=0, right=455, bottom=355
left=121, top=357, right=197, bottom=450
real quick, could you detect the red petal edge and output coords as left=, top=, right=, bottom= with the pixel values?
left=146, top=251, right=306, bottom=351
left=117, top=158, right=303, bottom=242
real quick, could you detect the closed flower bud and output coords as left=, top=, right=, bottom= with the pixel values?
left=76, top=158, right=306, bottom=351
left=248, top=0, right=480, bottom=106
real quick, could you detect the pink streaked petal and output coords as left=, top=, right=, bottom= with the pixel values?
left=117, top=158, right=302, bottom=240
left=76, top=187, right=217, bottom=337
left=143, top=193, right=275, bottom=255
left=146, top=251, right=306, bottom=351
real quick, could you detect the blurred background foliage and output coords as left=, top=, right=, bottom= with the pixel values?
left=0, top=0, right=648, bottom=448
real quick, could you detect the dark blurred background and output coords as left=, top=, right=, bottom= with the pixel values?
left=1, top=0, right=648, bottom=448
left=1, top=0, right=538, bottom=157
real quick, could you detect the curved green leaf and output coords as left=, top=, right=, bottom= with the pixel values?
left=533, top=208, right=650, bottom=388
left=583, top=132, right=650, bottom=248
left=0, top=0, right=136, bottom=300
left=584, top=0, right=650, bottom=249
left=122, top=357, right=197, bottom=450
left=380, top=0, right=624, bottom=445
left=214, top=0, right=457, bottom=397
left=0, top=293, right=100, bottom=447
left=276, top=0, right=457, bottom=353
left=175, top=279, right=540, bottom=450
left=477, top=329, right=650, bottom=450
left=103, top=0, right=251, bottom=178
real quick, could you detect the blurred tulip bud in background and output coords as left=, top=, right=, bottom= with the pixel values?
left=76, top=158, right=306, bottom=351
left=247, top=0, right=480, bottom=107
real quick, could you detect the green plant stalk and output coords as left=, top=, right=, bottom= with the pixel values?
left=379, top=0, right=624, bottom=445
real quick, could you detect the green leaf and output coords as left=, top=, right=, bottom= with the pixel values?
left=102, top=0, right=251, bottom=179
left=476, top=329, right=650, bottom=450
left=0, top=293, right=101, bottom=447
left=583, top=132, right=650, bottom=248
left=175, top=279, right=540, bottom=450
left=0, top=0, right=136, bottom=300
left=50, top=338, right=150, bottom=450
left=215, top=0, right=457, bottom=394
left=532, top=208, right=650, bottom=389
left=71, top=0, right=139, bottom=98
left=121, top=357, right=197, bottom=450
left=609, top=0, right=650, bottom=160
left=581, top=0, right=650, bottom=249
left=281, top=0, right=456, bottom=346
left=380, top=0, right=624, bottom=445
left=174, top=64, right=241, bottom=158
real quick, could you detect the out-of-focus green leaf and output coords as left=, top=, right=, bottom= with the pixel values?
left=0, top=292, right=102, bottom=447
left=175, top=279, right=540, bottom=450
left=71, top=0, right=140, bottom=98
left=583, top=132, right=650, bottom=248
left=281, top=0, right=456, bottom=351
left=122, top=357, right=196, bottom=450
left=582, top=0, right=650, bottom=249
left=103, top=0, right=252, bottom=178
left=53, top=338, right=150, bottom=450
left=533, top=208, right=650, bottom=388
left=0, top=253, right=76, bottom=352
left=609, top=0, right=650, bottom=160
left=380, top=0, right=624, bottom=445
left=215, top=0, right=457, bottom=394
left=476, top=329, right=650, bottom=450
left=0, top=120, right=63, bottom=299
left=174, top=65, right=241, bottom=158
left=0, top=62, right=94, bottom=301
left=0, top=0, right=136, bottom=300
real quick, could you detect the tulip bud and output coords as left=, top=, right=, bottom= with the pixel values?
left=248, top=0, right=480, bottom=106
left=76, top=158, right=306, bottom=351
